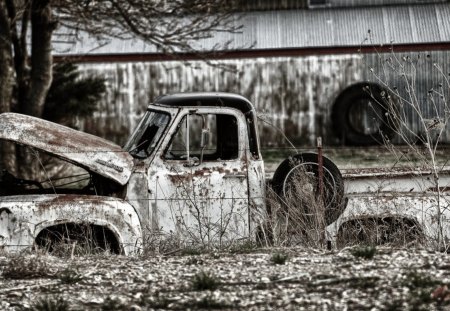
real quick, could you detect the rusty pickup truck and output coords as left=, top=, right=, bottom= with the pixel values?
left=0, top=93, right=347, bottom=254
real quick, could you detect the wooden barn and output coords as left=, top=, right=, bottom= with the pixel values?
left=53, top=0, right=450, bottom=148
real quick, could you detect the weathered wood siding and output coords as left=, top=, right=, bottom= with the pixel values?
left=77, top=50, right=450, bottom=147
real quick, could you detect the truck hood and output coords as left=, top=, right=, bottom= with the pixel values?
left=0, top=113, right=134, bottom=185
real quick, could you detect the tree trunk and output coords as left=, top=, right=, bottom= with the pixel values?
left=0, top=1, right=14, bottom=172
left=15, top=0, right=55, bottom=179
left=22, top=0, right=55, bottom=117
left=0, top=1, right=12, bottom=114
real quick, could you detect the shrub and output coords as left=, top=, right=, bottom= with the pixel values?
left=270, top=252, right=288, bottom=265
left=350, top=245, right=377, bottom=259
left=192, top=271, right=220, bottom=291
left=58, top=268, right=84, bottom=285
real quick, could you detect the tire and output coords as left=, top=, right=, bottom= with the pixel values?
left=272, top=153, right=345, bottom=225
left=332, top=82, right=398, bottom=146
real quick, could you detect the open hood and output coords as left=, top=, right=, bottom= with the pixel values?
left=0, top=113, right=134, bottom=185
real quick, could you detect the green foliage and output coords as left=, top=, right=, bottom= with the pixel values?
left=31, top=296, right=69, bottom=311
left=350, top=245, right=377, bottom=259
left=44, top=62, right=106, bottom=125
left=192, top=271, right=220, bottom=291
left=270, top=252, right=288, bottom=265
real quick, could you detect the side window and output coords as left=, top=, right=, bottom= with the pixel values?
left=165, top=113, right=239, bottom=162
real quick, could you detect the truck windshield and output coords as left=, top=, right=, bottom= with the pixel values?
left=124, top=110, right=171, bottom=159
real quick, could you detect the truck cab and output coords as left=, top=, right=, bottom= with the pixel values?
left=124, top=93, right=266, bottom=245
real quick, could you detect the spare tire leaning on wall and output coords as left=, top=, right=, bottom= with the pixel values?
left=332, top=82, right=399, bottom=146
left=271, top=153, right=345, bottom=225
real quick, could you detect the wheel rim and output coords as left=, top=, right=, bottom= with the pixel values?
left=282, top=162, right=339, bottom=210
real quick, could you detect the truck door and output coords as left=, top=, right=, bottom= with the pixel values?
left=148, top=108, right=250, bottom=245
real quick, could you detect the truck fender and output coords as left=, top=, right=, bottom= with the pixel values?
left=1, top=194, right=142, bottom=255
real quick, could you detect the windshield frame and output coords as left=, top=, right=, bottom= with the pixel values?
left=124, top=109, right=172, bottom=159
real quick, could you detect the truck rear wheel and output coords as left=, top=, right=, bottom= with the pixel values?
left=272, top=153, right=345, bottom=225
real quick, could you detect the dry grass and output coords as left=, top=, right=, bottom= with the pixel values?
left=264, top=167, right=329, bottom=248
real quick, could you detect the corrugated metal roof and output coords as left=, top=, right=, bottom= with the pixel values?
left=53, top=3, right=450, bottom=56
left=230, top=0, right=445, bottom=11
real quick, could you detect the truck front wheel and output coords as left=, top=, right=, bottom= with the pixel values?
left=271, top=153, right=345, bottom=225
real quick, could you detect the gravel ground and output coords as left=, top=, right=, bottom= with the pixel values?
left=1, top=247, right=450, bottom=310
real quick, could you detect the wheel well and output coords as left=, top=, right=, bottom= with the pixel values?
left=336, top=216, right=424, bottom=247
left=35, top=222, right=122, bottom=255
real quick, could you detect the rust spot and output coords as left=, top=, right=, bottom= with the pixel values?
left=36, top=194, right=106, bottom=212
left=168, top=174, right=192, bottom=184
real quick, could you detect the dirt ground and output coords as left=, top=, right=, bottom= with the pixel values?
left=1, top=247, right=450, bottom=311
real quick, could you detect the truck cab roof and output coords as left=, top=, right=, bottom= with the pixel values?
left=152, top=92, right=255, bottom=115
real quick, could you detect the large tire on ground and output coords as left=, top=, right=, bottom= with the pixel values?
left=332, top=82, right=398, bottom=145
left=271, top=153, right=345, bottom=225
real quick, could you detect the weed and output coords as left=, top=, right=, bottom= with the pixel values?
left=350, top=245, right=377, bottom=259
left=31, top=296, right=69, bottom=311
left=192, top=271, right=220, bottom=291
left=2, top=255, right=54, bottom=279
left=58, top=268, right=83, bottom=284
left=270, top=252, right=288, bottom=265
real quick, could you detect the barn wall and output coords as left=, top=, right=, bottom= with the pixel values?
left=76, top=50, right=450, bottom=148
left=77, top=54, right=363, bottom=147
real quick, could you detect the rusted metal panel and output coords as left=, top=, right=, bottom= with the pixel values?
left=0, top=113, right=134, bottom=185
left=0, top=194, right=142, bottom=255
left=343, top=167, right=450, bottom=194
